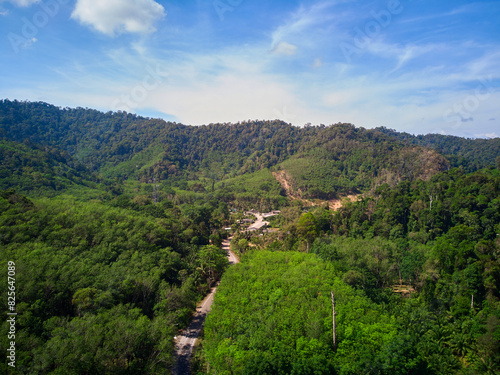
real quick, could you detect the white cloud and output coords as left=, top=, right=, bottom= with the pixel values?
left=37, top=34, right=497, bottom=137
left=474, top=132, right=499, bottom=139
left=150, top=74, right=301, bottom=125
left=269, top=1, right=346, bottom=59
left=102, top=46, right=303, bottom=125
left=71, top=0, right=165, bottom=36
left=271, top=41, right=297, bottom=56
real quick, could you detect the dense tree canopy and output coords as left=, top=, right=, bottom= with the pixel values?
left=2, top=100, right=498, bottom=201
left=0, top=189, right=228, bottom=374
left=238, top=168, right=500, bottom=374
left=204, top=251, right=414, bottom=375
left=1, top=99, right=499, bottom=374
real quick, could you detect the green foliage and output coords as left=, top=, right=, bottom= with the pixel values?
left=196, top=245, right=229, bottom=288
left=305, top=169, right=500, bottom=373
left=277, top=125, right=450, bottom=198
left=0, top=139, right=98, bottom=197
left=376, top=126, right=500, bottom=171
left=0, top=190, right=227, bottom=374
left=254, top=167, right=500, bottom=374
left=296, top=212, right=318, bottom=251
left=215, top=169, right=287, bottom=211
left=2, top=100, right=494, bottom=202
left=2, top=99, right=500, bottom=374
left=311, top=236, right=403, bottom=290
left=0, top=100, right=303, bottom=182
left=203, top=251, right=422, bottom=375
left=230, top=238, right=249, bottom=255
left=32, top=305, right=158, bottom=374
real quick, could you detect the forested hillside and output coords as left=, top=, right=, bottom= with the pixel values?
left=0, top=139, right=98, bottom=196
left=216, top=168, right=500, bottom=374
left=2, top=100, right=498, bottom=201
left=1, top=99, right=499, bottom=374
left=376, top=127, right=500, bottom=172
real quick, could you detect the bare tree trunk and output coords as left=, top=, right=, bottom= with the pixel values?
left=331, top=292, right=336, bottom=350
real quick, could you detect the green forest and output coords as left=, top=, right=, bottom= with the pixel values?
left=206, top=168, right=500, bottom=374
left=1, top=100, right=499, bottom=374
left=0, top=189, right=229, bottom=374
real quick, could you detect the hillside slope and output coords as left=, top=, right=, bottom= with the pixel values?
left=376, top=126, right=500, bottom=171
left=1, top=99, right=497, bottom=200
left=0, top=139, right=98, bottom=196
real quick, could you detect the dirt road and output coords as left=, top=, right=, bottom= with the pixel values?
left=223, top=237, right=239, bottom=264
left=172, top=286, right=217, bottom=375
left=172, top=238, right=239, bottom=375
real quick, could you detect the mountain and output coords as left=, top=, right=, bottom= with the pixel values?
left=2, top=99, right=497, bottom=203
left=1, top=99, right=499, bottom=374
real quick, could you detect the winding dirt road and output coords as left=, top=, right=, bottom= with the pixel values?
left=172, top=238, right=239, bottom=375
left=223, top=237, right=239, bottom=265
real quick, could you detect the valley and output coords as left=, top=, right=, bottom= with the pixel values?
left=1, top=100, right=499, bottom=375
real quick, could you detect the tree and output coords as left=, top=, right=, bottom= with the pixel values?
left=296, top=212, right=318, bottom=252
left=196, top=245, right=229, bottom=288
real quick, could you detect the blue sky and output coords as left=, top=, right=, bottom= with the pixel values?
left=1, top=0, right=499, bottom=138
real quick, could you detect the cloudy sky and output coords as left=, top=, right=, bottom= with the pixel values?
left=1, top=0, right=499, bottom=138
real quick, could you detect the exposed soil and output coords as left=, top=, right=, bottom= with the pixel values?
left=272, top=169, right=360, bottom=210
